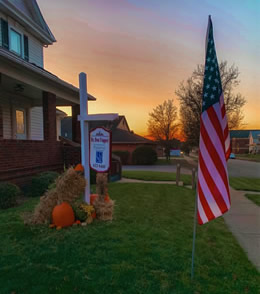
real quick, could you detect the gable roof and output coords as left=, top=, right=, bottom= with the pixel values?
left=230, top=130, right=260, bottom=142
left=61, top=115, right=155, bottom=145
left=0, top=0, right=56, bottom=44
left=230, top=130, right=251, bottom=139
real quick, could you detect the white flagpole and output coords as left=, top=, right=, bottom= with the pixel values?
left=79, top=72, right=91, bottom=204
left=191, top=15, right=211, bottom=280
left=191, top=178, right=198, bottom=279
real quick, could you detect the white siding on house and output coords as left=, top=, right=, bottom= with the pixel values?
left=28, top=34, right=43, bottom=67
left=1, top=97, right=12, bottom=139
left=0, top=12, right=44, bottom=67
left=30, top=107, right=43, bottom=140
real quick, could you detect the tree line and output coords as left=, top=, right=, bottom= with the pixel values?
left=147, top=61, right=246, bottom=156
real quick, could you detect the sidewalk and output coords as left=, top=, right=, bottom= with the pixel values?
left=224, top=188, right=260, bottom=271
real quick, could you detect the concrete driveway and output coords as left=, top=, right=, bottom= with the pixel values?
left=123, top=159, right=260, bottom=178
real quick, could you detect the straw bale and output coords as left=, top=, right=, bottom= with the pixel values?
left=25, top=167, right=86, bottom=225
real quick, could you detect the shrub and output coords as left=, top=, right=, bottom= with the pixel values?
left=132, top=146, right=157, bottom=165
left=112, top=151, right=130, bottom=165
left=28, top=171, right=59, bottom=197
left=0, top=182, right=20, bottom=209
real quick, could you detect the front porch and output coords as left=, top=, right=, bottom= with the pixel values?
left=0, top=48, right=93, bottom=185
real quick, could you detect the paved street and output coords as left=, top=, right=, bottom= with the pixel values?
left=123, top=158, right=260, bottom=178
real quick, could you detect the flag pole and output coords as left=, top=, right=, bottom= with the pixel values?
left=191, top=173, right=198, bottom=279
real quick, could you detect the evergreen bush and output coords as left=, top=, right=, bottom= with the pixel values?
left=132, top=146, right=157, bottom=165
left=28, top=171, right=59, bottom=197
left=0, top=182, right=20, bottom=209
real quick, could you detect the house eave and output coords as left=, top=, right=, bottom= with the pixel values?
left=0, top=1, right=56, bottom=45
left=0, top=47, right=96, bottom=103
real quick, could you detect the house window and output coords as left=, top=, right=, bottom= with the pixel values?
left=10, top=29, right=22, bottom=56
left=16, top=110, right=25, bottom=134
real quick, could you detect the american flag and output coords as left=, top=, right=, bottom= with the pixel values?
left=197, top=16, right=231, bottom=225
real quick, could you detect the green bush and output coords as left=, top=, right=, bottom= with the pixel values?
left=28, top=171, right=59, bottom=197
left=132, top=146, right=157, bottom=165
left=112, top=151, right=130, bottom=164
left=0, top=182, right=20, bottom=209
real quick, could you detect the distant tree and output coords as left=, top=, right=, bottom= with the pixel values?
left=147, top=99, right=179, bottom=160
left=175, top=61, right=246, bottom=147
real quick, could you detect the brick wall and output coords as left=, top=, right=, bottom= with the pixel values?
left=231, top=138, right=249, bottom=154
left=0, top=140, right=63, bottom=186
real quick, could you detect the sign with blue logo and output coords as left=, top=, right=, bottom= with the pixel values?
left=90, top=127, right=111, bottom=172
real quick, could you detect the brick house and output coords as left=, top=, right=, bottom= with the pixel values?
left=0, top=0, right=96, bottom=185
left=230, top=130, right=260, bottom=154
left=61, top=115, right=156, bottom=164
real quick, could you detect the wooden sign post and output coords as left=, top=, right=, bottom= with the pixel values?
left=78, top=73, right=118, bottom=204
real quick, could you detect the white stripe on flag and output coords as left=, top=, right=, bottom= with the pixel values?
left=200, top=136, right=230, bottom=208
left=197, top=195, right=208, bottom=224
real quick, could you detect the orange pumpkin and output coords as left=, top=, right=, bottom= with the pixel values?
left=74, top=163, right=84, bottom=172
left=90, top=194, right=98, bottom=205
left=104, top=195, right=110, bottom=202
left=91, top=211, right=96, bottom=219
left=52, top=202, right=75, bottom=228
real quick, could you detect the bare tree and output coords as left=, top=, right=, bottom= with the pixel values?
left=147, top=99, right=179, bottom=160
left=176, top=61, right=246, bottom=147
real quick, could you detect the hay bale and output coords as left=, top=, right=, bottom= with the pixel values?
left=93, top=199, right=114, bottom=221
left=25, top=167, right=86, bottom=225
left=96, top=173, right=108, bottom=201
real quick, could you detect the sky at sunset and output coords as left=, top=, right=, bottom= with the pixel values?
left=37, top=0, right=260, bottom=136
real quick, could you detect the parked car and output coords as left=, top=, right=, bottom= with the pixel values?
left=229, top=153, right=236, bottom=159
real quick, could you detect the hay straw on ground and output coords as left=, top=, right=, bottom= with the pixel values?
left=93, top=199, right=114, bottom=221
left=24, top=167, right=86, bottom=225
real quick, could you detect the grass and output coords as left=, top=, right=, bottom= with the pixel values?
left=244, top=193, right=260, bottom=206
left=236, top=154, right=260, bottom=162
left=0, top=183, right=259, bottom=294
left=155, top=158, right=196, bottom=169
left=229, top=177, right=260, bottom=192
left=123, top=171, right=260, bottom=192
left=122, top=170, right=192, bottom=185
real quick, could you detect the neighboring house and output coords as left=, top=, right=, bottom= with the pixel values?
left=61, top=115, right=156, bottom=164
left=230, top=130, right=260, bottom=154
left=0, top=0, right=96, bottom=185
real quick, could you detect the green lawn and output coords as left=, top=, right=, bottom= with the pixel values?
left=122, top=170, right=192, bottom=185
left=229, top=177, right=260, bottom=192
left=123, top=171, right=260, bottom=192
left=244, top=193, right=260, bottom=206
left=236, top=154, right=260, bottom=162
left=0, top=183, right=259, bottom=294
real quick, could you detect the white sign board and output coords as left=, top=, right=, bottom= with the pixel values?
left=90, top=127, right=111, bottom=172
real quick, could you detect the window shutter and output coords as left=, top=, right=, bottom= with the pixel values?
left=24, top=35, right=29, bottom=61
left=1, top=19, right=9, bottom=49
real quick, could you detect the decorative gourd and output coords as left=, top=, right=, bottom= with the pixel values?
left=74, top=163, right=84, bottom=172
left=90, top=194, right=98, bottom=205
left=104, top=195, right=110, bottom=202
left=52, top=202, right=75, bottom=227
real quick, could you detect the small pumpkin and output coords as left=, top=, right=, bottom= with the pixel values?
left=104, top=194, right=110, bottom=202
left=74, top=163, right=84, bottom=172
left=90, top=194, right=98, bottom=205
left=91, top=211, right=96, bottom=219
left=52, top=202, right=75, bottom=228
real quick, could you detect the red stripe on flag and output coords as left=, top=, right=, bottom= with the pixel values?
left=207, top=107, right=225, bottom=153
left=199, top=153, right=228, bottom=214
left=198, top=212, right=203, bottom=225
left=198, top=179, right=215, bottom=221
left=200, top=119, right=230, bottom=199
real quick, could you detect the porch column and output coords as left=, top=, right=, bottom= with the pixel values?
left=72, top=104, right=81, bottom=143
left=43, top=91, right=56, bottom=141
left=0, top=105, right=3, bottom=139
